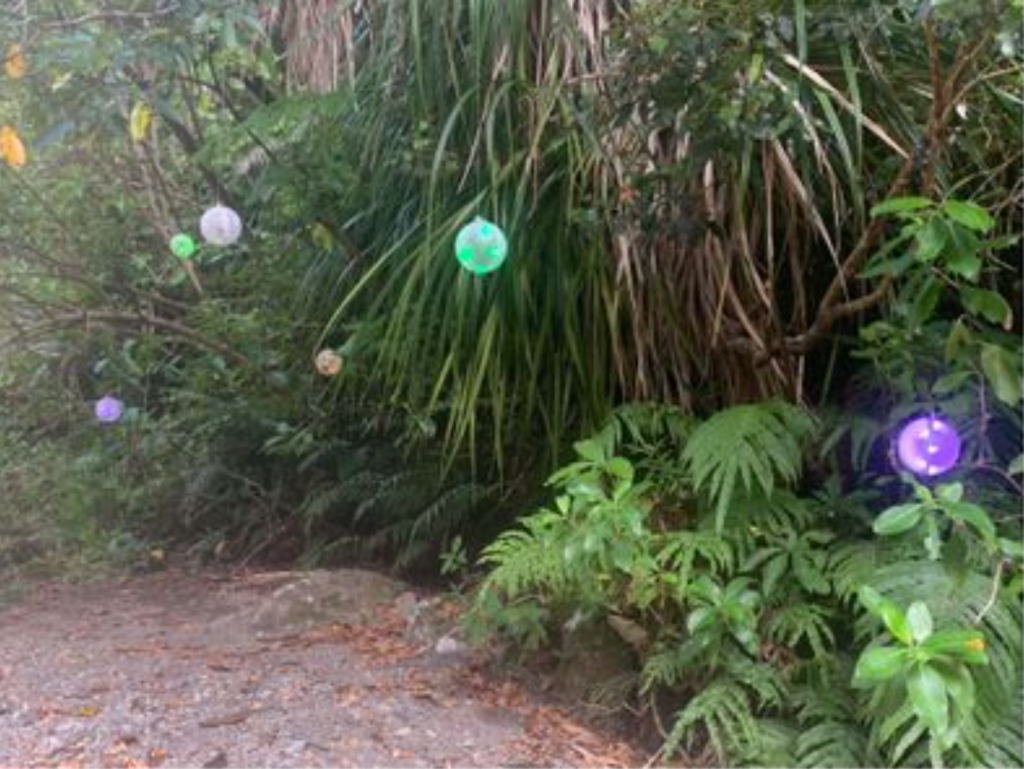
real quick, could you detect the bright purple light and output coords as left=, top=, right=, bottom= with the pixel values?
left=896, top=416, right=961, bottom=477
left=94, top=395, right=124, bottom=424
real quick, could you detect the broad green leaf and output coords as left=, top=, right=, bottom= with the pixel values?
left=961, top=287, right=1013, bottom=330
left=859, top=230, right=916, bottom=278
left=944, top=319, right=973, bottom=364
left=998, top=537, right=1023, bottom=559
left=687, top=607, right=713, bottom=634
left=574, top=439, right=605, bottom=463
left=858, top=584, right=886, bottom=614
left=980, top=344, right=1022, bottom=405
left=871, top=196, right=934, bottom=216
left=873, top=503, right=924, bottom=536
left=605, top=457, right=635, bottom=482
left=732, top=626, right=758, bottom=655
left=907, top=602, right=933, bottom=642
left=932, top=371, right=973, bottom=395
left=1009, top=454, right=1024, bottom=477
left=921, top=629, right=988, bottom=665
left=909, top=276, right=943, bottom=327
left=907, top=664, right=949, bottom=735
left=944, top=501, right=997, bottom=545
left=946, top=220, right=982, bottom=265
left=935, top=483, right=963, bottom=503
left=860, top=248, right=917, bottom=279
left=913, top=219, right=949, bottom=262
left=944, top=250, right=982, bottom=281
left=940, top=664, right=975, bottom=717
left=568, top=478, right=603, bottom=499
left=853, top=646, right=908, bottom=683
left=942, top=200, right=995, bottom=233
left=858, top=585, right=912, bottom=644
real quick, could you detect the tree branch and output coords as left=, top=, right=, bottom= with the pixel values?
left=3, top=310, right=248, bottom=367
left=771, top=18, right=997, bottom=359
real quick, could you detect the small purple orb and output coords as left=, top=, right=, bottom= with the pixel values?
left=94, top=395, right=124, bottom=424
left=896, top=416, right=961, bottom=477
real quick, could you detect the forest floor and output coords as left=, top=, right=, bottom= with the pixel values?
left=0, top=567, right=642, bottom=769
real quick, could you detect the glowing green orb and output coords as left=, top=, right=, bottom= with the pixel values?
left=170, top=233, right=197, bottom=260
left=455, top=217, right=508, bottom=275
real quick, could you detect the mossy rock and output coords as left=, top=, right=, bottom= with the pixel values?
left=555, top=618, right=637, bottom=707
left=249, top=569, right=406, bottom=638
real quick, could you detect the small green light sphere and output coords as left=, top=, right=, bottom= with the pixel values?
left=170, top=233, right=197, bottom=260
left=455, top=217, right=508, bottom=275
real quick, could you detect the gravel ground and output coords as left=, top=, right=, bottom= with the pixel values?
left=0, top=569, right=640, bottom=769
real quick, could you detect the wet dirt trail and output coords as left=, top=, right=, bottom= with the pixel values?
left=0, top=569, right=639, bottom=768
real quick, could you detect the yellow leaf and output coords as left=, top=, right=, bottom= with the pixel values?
left=129, top=102, right=152, bottom=143
left=77, top=706, right=100, bottom=718
left=4, top=45, right=26, bottom=80
left=311, top=223, right=333, bottom=250
left=0, top=125, right=27, bottom=168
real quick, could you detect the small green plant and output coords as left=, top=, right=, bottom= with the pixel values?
left=853, top=586, right=989, bottom=766
left=873, top=482, right=999, bottom=560
left=686, top=576, right=761, bottom=660
left=439, top=535, right=469, bottom=577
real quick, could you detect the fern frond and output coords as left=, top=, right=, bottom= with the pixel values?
left=640, top=639, right=702, bottom=693
left=682, top=401, right=815, bottom=531
left=656, top=529, right=734, bottom=596
left=664, top=677, right=762, bottom=761
left=792, top=662, right=875, bottom=768
left=723, top=651, right=788, bottom=709
left=478, top=513, right=572, bottom=599
left=765, top=602, right=836, bottom=659
left=607, top=402, right=695, bottom=455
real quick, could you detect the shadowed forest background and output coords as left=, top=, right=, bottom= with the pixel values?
left=1, top=1, right=1022, bottom=766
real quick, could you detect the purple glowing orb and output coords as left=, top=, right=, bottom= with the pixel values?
left=94, top=395, right=124, bottom=424
left=896, top=416, right=960, bottom=477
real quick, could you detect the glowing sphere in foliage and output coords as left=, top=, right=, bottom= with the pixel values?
left=170, top=233, right=196, bottom=260
left=200, top=205, right=242, bottom=246
left=454, top=217, right=508, bottom=275
left=897, top=416, right=961, bottom=477
left=95, top=395, right=125, bottom=424
left=315, top=349, right=343, bottom=377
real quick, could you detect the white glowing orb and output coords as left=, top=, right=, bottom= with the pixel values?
left=200, top=205, right=243, bottom=246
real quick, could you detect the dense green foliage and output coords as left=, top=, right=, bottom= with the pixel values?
left=0, top=0, right=1021, bottom=765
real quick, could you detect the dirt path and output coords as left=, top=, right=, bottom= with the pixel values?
left=0, top=569, right=639, bottom=769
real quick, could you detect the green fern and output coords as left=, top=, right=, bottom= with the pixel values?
left=765, top=603, right=837, bottom=660
left=478, top=510, right=574, bottom=600
left=682, top=401, right=816, bottom=531
left=792, top=666, right=875, bottom=768
left=665, top=676, right=765, bottom=761
left=641, top=638, right=703, bottom=693
left=655, top=529, right=735, bottom=598
left=661, top=649, right=789, bottom=761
